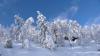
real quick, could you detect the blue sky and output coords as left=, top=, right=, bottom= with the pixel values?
left=0, top=0, right=100, bottom=26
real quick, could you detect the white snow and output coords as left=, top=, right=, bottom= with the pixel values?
left=0, top=42, right=100, bottom=56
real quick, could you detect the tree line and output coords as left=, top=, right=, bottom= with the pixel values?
left=0, top=11, right=100, bottom=50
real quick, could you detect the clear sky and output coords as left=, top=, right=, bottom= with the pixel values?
left=0, top=0, right=100, bottom=26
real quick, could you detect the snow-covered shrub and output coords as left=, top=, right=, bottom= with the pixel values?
left=4, top=39, right=12, bottom=48
left=22, top=39, right=29, bottom=48
left=43, top=34, right=55, bottom=50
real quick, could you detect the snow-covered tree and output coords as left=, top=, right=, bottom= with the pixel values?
left=80, top=25, right=94, bottom=46
left=90, top=24, right=100, bottom=44
left=0, top=24, right=12, bottom=48
left=0, top=24, right=5, bottom=43
left=14, top=15, right=29, bottom=48
left=49, top=18, right=68, bottom=47
left=21, top=17, right=35, bottom=48
left=36, top=11, right=56, bottom=49
left=23, top=17, right=35, bottom=40
left=36, top=11, right=47, bottom=44
left=65, top=20, right=81, bottom=46
left=14, top=15, right=25, bottom=42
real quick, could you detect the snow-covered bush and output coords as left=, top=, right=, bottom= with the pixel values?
left=22, top=39, right=29, bottom=48
left=43, top=34, right=55, bottom=50
left=4, top=39, right=12, bottom=48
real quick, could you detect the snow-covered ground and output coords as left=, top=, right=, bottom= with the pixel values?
left=1, top=42, right=100, bottom=56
